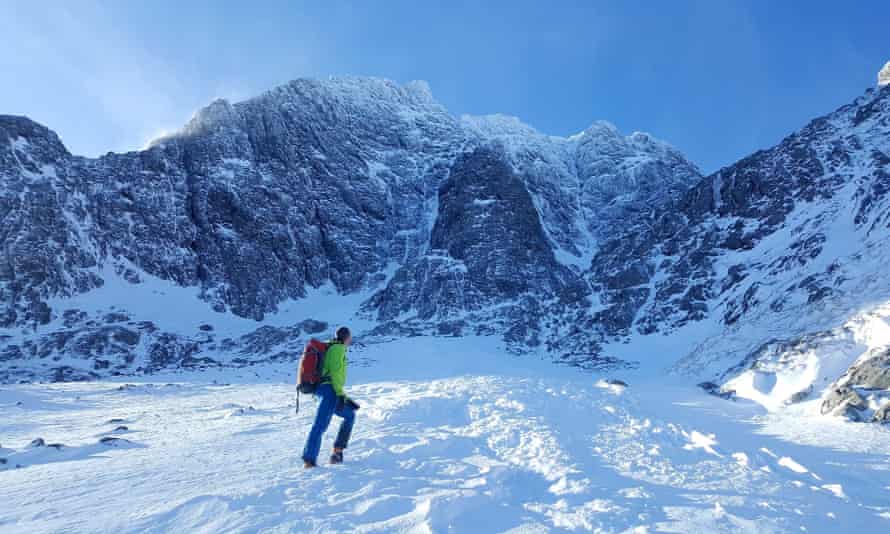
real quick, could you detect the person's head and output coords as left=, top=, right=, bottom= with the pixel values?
left=335, top=326, right=352, bottom=346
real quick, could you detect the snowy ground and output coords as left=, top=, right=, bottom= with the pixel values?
left=1, top=337, right=889, bottom=533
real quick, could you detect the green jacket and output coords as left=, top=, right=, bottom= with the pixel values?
left=322, top=341, right=347, bottom=397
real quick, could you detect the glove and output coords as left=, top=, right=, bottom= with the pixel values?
left=336, top=396, right=360, bottom=411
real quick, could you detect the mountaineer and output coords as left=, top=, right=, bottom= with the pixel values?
left=300, top=326, right=360, bottom=467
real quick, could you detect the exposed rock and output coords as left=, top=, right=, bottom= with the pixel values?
left=52, top=366, right=99, bottom=383
left=237, top=325, right=301, bottom=355
left=844, top=348, right=890, bottom=390
left=103, top=312, right=129, bottom=324
left=820, top=386, right=866, bottom=416
left=62, top=309, right=88, bottom=327
left=699, top=381, right=735, bottom=400
left=367, top=147, right=583, bottom=327
left=146, top=335, right=199, bottom=370
left=873, top=403, right=890, bottom=423
left=300, top=319, right=328, bottom=335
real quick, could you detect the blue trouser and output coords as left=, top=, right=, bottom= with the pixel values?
left=301, top=383, right=356, bottom=464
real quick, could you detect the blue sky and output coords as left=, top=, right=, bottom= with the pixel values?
left=2, top=1, right=887, bottom=172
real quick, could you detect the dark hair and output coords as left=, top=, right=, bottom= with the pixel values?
left=335, top=326, right=351, bottom=343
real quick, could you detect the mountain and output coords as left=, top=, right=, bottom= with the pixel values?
left=578, top=80, right=890, bottom=424
left=3, top=70, right=890, bottom=426
left=7, top=66, right=890, bottom=534
left=0, top=77, right=700, bottom=382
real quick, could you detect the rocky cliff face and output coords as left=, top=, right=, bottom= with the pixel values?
left=4, top=68, right=890, bottom=427
left=583, top=83, right=890, bottom=339
left=0, top=77, right=699, bottom=381
left=461, top=115, right=700, bottom=263
left=640, top=82, right=890, bottom=424
left=363, top=147, right=590, bottom=349
left=1, top=79, right=464, bottom=329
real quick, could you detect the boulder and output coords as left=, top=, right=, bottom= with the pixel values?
left=699, top=381, right=735, bottom=400
left=820, top=386, right=866, bottom=417
left=872, top=403, right=890, bottom=424
left=300, top=319, right=328, bottom=335
left=844, top=349, right=890, bottom=390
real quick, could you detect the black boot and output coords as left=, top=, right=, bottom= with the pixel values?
left=330, top=448, right=344, bottom=464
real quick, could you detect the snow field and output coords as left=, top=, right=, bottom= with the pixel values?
left=1, top=337, right=889, bottom=533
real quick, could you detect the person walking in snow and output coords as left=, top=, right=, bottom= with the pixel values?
left=302, top=326, right=358, bottom=467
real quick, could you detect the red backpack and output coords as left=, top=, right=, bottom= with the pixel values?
left=297, top=338, right=329, bottom=393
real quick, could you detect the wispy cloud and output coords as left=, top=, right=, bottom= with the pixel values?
left=1, top=2, right=226, bottom=155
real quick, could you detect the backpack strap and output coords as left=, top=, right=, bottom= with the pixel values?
left=319, top=340, right=341, bottom=384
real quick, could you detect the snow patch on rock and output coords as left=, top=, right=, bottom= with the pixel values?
left=879, top=61, right=890, bottom=87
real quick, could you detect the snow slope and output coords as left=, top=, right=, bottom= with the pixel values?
left=2, top=337, right=888, bottom=533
